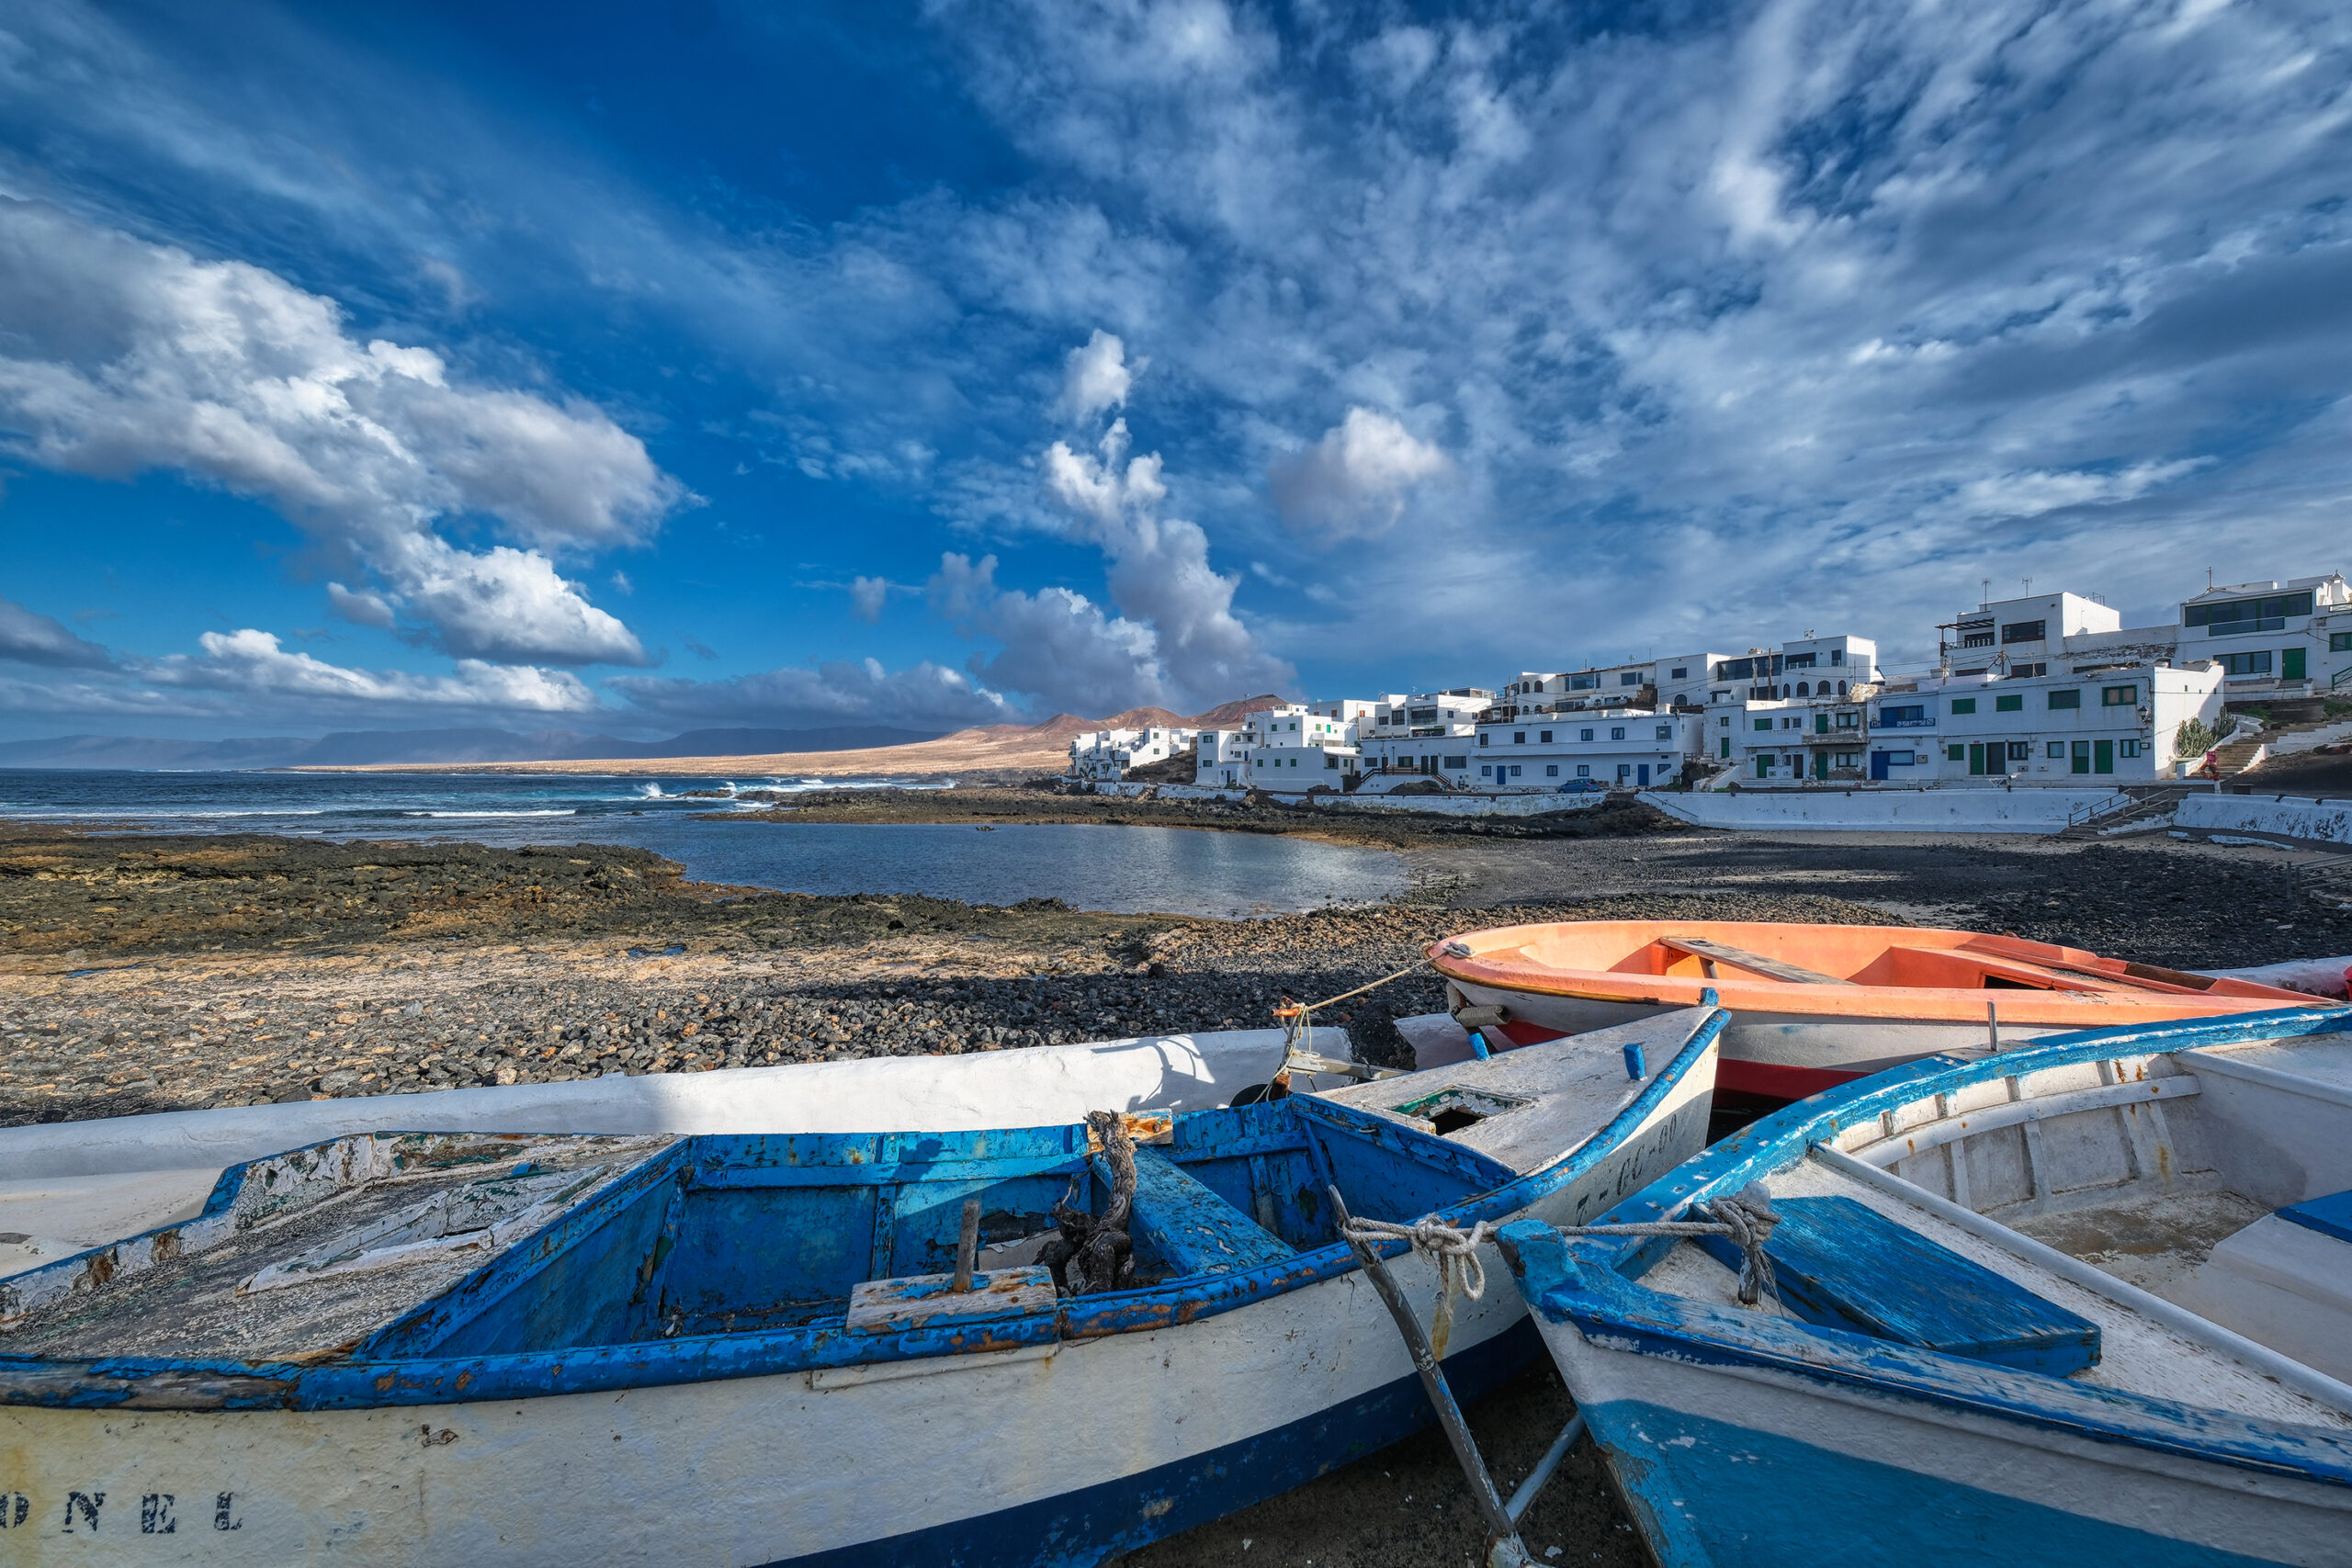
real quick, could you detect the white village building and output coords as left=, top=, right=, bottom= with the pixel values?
left=1700, top=635, right=1883, bottom=784
left=1351, top=690, right=1490, bottom=784
left=2178, top=575, right=2352, bottom=700
left=1471, top=709, right=1706, bottom=791
left=1068, top=725, right=1199, bottom=783
left=1193, top=705, right=1362, bottom=789
left=1869, top=663, right=2222, bottom=784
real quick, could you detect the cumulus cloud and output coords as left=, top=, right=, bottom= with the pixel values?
left=0, top=197, right=680, bottom=665
left=382, top=536, right=644, bottom=665
left=1269, top=408, right=1448, bottom=538
left=324, top=581, right=395, bottom=629
left=609, top=653, right=1015, bottom=732
left=1056, top=328, right=1136, bottom=422
left=142, top=629, right=597, bottom=712
left=929, top=551, right=1170, bottom=715
left=849, top=574, right=891, bottom=623
left=0, top=595, right=116, bottom=669
left=1033, top=418, right=1293, bottom=706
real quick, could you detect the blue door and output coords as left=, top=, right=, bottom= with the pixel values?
left=1637, top=763, right=1651, bottom=786
left=1870, top=751, right=1891, bottom=781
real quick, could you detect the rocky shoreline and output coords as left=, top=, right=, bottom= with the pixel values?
left=7, top=816, right=2352, bottom=1127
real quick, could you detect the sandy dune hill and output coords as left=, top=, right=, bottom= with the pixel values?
left=316, top=697, right=1287, bottom=779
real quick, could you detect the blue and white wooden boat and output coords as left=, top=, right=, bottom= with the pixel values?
left=0, top=1008, right=1721, bottom=1565
left=1497, top=1005, right=2352, bottom=1566
left=0, top=1025, right=1320, bottom=1282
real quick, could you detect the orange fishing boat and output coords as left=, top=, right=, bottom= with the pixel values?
left=1429, top=920, right=2314, bottom=1100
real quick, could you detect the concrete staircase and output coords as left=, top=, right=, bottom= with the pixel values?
left=2211, top=711, right=2352, bottom=778
left=2056, top=784, right=2207, bottom=840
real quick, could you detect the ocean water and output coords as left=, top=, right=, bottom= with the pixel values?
left=0, top=770, right=1408, bottom=919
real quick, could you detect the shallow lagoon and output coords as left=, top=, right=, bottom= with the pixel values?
left=0, top=770, right=1409, bottom=919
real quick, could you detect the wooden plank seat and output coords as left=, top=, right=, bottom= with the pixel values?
left=1697, top=1195, right=2101, bottom=1376
left=1657, top=934, right=1854, bottom=987
left=1098, top=1146, right=1295, bottom=1278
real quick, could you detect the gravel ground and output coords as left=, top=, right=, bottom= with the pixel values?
left=5, top=813, right=2350, bottom=1566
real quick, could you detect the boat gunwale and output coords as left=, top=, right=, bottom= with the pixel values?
left=1496, top=1003, right=2352, bottom=1489
left=1430, top=919, right=2314, bottom=1021
left=0, top=1009, right=1728, bottom=1413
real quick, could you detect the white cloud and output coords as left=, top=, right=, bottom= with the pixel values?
left=1268, top=407, right=1448, bottom=538
left=382, top=536, right=644, bottom=665
left=142, top=629, right=597, bottom=712
left=1954, top=460, right=2210, bottom=523
left=609, top=652, right=1015, bottom=732
left=1029, top=416, right=1294, bottom=706
left=0, top=197, right=681, bottom=665
left=929, top=551, right=1171, bottom=715
left=1056, top=328, right=1136, bottom=422
left=324, top=581, right=394, bottom=629
left=0, top=595, right=116, bottom=669
left=849, top=574, right=891, bottom=623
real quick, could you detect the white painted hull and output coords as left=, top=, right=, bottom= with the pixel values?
left=1530, top=1311, right=2352, bottom=1565
left=0, top=1035, right=1714, bottom=1565
left=0, top=1029, right=1320, bottom=1274
left=1444, top=976, right=2050, bottom=1078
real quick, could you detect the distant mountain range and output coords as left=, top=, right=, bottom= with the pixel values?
left=0, top=725, right=946, bottom=772
left=0, top=696, right=1296, bottom=773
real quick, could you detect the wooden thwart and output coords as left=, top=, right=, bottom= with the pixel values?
left=1658, top=935, right=1854, bottom=987
left=1108, top=1147, right=1294, bottom=1278
left=844, top=1266, right=1057, bottom=1334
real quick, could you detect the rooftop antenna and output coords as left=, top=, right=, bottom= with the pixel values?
left=2207, top=567, right=2214, bottom=590
left=1981, top=577, right=1990, bottom=606
left=2022, top=577, right=2032, bottom=597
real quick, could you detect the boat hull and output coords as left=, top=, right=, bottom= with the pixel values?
left=1442, top=976, right=2053, bottom=1099
left=1532, top=1314, right=2352, bottom=1567
left=0, top=1036, right=1716, bottom=1565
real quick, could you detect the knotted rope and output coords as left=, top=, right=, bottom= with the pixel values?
left=1340, top=1181, right=1782, bottom=1341
left=1039, top=1111, right=1137, bottom=1297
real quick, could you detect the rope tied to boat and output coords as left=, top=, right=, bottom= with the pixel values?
left=1039, top=1111, right=1137, bottom=1297
left=1341, top=1183, right=1782, bottom=1325
left=1338, top=1213, right=1498, bottom=1356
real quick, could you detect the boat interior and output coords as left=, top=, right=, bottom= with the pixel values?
left=1635, top=1027, right=2352, bottom=1427
left=1464, top=920, right=2309, bottom=1000
left=0, top=1018, right=1699, bottom=1374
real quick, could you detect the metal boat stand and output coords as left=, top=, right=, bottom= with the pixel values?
left=1328, top=1185, right=1585, bottom=1568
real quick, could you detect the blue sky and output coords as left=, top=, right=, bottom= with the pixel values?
left=0, top=0, right=2347, bottom=740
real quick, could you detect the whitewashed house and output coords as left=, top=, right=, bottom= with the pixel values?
left=2177, top=575, right=2351, bottom=700
left=1352, top=690, right=1489, bottom=782
left=1700, top=635, right=1882, bottom=783
left=1868, top=663, right=2222, bottom=784
left=1472, top=710, right=1704, bottom=791
left=1068, top=726, right=1198, bottom=783
left=1193, top=705, right=1363, bottom=789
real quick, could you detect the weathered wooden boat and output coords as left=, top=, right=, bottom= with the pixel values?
left=1496, top=1004, right=2352, bottom=1566
left=0, top=1008, right=1722, bottom=1565
left=1432, top=919, right=2312, bottom=1100
left=0, top=1026, right=1320, bottom=1281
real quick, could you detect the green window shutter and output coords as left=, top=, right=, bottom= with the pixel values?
left=1996, top=694, right=2022, bottom=712
left=1951, top=698, right=1976, bottom=714
left=1946, top=744, right=1964, bottom=761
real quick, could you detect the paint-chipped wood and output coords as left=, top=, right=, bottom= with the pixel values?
left=1696, top=1193, right=2101, bottom=1375
left=844, top=1266, right=1057, bottom=1334
left=1112, top=1148, right=1294, bottom=1278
